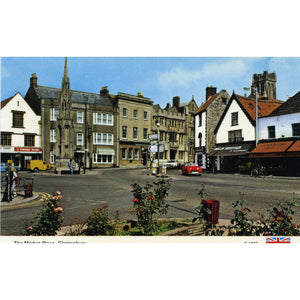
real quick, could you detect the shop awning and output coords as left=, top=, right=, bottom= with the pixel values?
left=209, top=142, right=254, bottom=157
left=96, top=148, right=115, bottom=155
left=286, top=140, right=300, bottom=157
left=250, top=141, right=294, bottom=158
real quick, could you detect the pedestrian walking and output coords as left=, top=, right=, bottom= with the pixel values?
left=79, top=160, right=84, bottom=174
left=1, top=166, right=12, bottom=202
left=11, top=167, right=18, bottom=197
left=68, top=159, right=74, bottom=175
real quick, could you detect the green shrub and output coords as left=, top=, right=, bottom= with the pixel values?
left=24, top=191, right=64, bottom=236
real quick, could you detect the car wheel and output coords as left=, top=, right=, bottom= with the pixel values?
left=33, top=167, right=39, bottom=172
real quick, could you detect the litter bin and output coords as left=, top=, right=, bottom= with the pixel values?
left=24, top=183, right=33, bottom=198
left=202, top=199, right=220, bottom=225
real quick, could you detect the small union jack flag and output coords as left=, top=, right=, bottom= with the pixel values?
left=266, top=237, right=291, bottom=243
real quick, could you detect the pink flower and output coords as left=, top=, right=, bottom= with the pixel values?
left=27, top=226, right=33, bottom=231
left=54, top=207, right=63, bottom=213
left=56, top=191, right=62, bottom=195
left=52, top=196, right=58, bottom=201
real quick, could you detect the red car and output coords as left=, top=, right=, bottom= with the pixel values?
left=182, top=163, right=202, bottom=175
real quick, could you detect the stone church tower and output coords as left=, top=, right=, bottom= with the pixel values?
left=252, top=71, right=277, bottom=99
left=55, top=57, right=74, bottom=166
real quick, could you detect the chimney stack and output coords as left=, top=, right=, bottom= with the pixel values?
left=172, top=96, right=180, bottom=108
left=30, top=73, right=37, bottom=88
left=100, top=86, right=109, bottom=97
left=206, top=86, right=217, bottom=100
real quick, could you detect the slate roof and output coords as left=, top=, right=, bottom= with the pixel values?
left=35, top=86, right=114, bottom=107
left=267, top=91, right=300, bottom=116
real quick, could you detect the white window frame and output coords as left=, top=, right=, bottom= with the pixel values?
left=93, top=113, right=113, bottom=126
left=143, top=128, right=148, bottom=140
left=93, top=153, right=114, bottom=164
left=77, top=133, right=84, bottom=145
left=134, top=148, right=139, bottom=160
left=122, top=126, right=127, bottom=139
left=77, top=111, right=84, bottom=124
left=50, top=108, right=59, bottom=121
left=93, top=133, right=113, bottom=145
left=122, top=148, right=127, bottom=160
left=144, top=111, right=148, bottom=120
left=50, top=151, right=55, bottom=164
left=133, top=127, right=138, bottom=140
left=50, top=129, right=56, bottom=142
left=128, top=148, right=133, bottom=160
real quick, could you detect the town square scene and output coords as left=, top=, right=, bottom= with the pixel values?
left=1, top=57, right=300, bottom=237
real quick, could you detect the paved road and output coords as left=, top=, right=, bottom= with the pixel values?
left=1, top=168, right=300, bottom=235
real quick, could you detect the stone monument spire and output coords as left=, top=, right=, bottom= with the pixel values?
left=56, top=57, right=74, bottom=165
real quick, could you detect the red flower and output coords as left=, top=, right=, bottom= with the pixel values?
left=103, top=205, right=108, bottom=208
left=133, top=198, right=140, bottom=203
left=243, top=208, right=247, bottom=211
left=282, top=228, right=285, bottom=232
left=292, top=223, right=296, bottom=227
left=54, top=207, right=63, bottom=213
left=147, top=196, right=154, bottom=200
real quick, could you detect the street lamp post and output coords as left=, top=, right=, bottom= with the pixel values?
left=156, top=122, right=160, bottom=174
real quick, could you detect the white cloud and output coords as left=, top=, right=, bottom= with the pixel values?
left=157, top=58, right=258, bottom=88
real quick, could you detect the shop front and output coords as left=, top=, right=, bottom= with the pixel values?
left=209, top=142, right=255, bottom=173
left=250, top=140, right=300, bottom=176
left=0, top=146, right=43, bottom=170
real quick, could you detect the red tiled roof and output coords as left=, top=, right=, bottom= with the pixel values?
left=236, top=94, right=284, bottom=121
left=195, top=93, right=219, bottom=114
left=1, top=96, right=13, bottom=109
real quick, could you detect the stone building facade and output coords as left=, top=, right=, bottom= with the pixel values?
left=116, top=92, right=153, bottom=167
left=251, top=71, right=277, bottom=99
left=152, top=96, right=198, bottom=165
left=24, top=58, right=118, bottom=169
left=194, top=87, right=230, bottom=169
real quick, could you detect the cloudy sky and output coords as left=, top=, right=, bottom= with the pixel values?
left=2, top=56, right=300, bottom=108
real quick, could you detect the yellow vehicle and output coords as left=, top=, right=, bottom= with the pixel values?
left=27, top=160, right=54, bottom=172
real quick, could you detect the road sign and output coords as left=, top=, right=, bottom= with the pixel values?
left=149, top=134, right=158, bottom=140
left=148, top=144, right=165, bottom=153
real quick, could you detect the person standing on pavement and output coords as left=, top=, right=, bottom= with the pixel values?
left=68, top=159, right=74, bottom=175
left=11, top=167, right=18, bottom=197
left=1, top=166, right=12, bottom=202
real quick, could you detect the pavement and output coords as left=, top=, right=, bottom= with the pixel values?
left=1, top=191, right=41, bottom=208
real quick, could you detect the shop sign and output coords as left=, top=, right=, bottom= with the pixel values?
left=14, top=147, right=42, bottom=152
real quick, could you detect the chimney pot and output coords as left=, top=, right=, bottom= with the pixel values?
left=30, top=73, right=38, bottom=88
left=206, top=86, right=217, bottom=100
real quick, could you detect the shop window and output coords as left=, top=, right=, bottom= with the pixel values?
left=292, top=123, right=300, bottom=136
left=1, top=133, right=12, bottom=146
left=122, top=148, right=127, bottom=160
left=128, top=148, right=133, bottom=160
left=24, top=134, right=35, bottom=147
left=268, top=126, right=276, bottom=138
left=93, top=154, right=113, bottom=164
left=12, top=111, right=24, bottom=127
left=134, top=149, right=139, bottom=160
